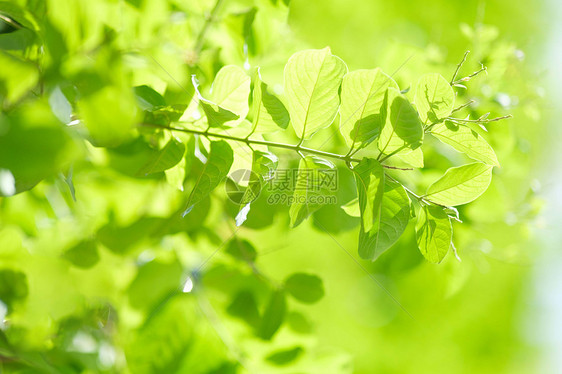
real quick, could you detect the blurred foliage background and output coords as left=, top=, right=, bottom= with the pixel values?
left=0, top=0, right=560, bottom=373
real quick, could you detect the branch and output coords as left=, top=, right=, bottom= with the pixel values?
left=140, top=123, right=413, bottom=170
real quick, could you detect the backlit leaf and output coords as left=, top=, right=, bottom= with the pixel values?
left=424, top=163, right=493, bottom=206
left=137, top=137, right=186, bottom=175
left=284, top=48, right=347, bottom=140
left=289, top=156, right=336, bottom=227
left=431, top=121, right=499, bottom=166
left=415, top=205, right=452, bottom=263
left=184, top=140, right=233, bottom=215
left=340, top=68, right=398, bottom=150
left=358, top=179, right=411, bottom=261
left=414, top=73, right=455, bottom=125
left=378, top=88, right=423, bottom=157
left=250, top=68, right=290, bottom=133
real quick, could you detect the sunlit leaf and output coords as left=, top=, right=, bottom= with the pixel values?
left=414, top=73, right=455, bottom=125
left=424, top=163, right=493, bottom=206
left=430, top=121, right=499, bottom=166
left=284, top=48, right=346, bottom=140
left=250, top=68, right=290, bottom=133
left=358, top=179, right=411, bottom=260
left=289, top=156, right=337, bottom=227
left=209, top=65, right=251, bottom=126
left=340, top=68, right=398, bottom=150
left=235, top=151, right=278, bottom=226
left=192, top=76, right=240, bottom=128
left=415, top=205, right=452, bottom=263
left=378, top=88, right=423, bottom=156
left=137, top=137, right=186, bottom=175
left=184, top=140, right=233, bottom=215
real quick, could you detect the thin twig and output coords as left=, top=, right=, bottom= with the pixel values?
left=451, top=100, right=475, bottom=113
left=446, top=114, right=512, bottom=124
left=452, top=64, right=487, bottom=85
left=450, top=51, right=470, bottom=85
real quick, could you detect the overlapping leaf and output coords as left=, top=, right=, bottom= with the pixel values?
left=137, top=137, right=186, bottom=175
left=358, top=179, right=411, bottom=260
left=378, top=88, right=423, bottom=156
left=340, top=68, right=398, bottom=150
left=184, top=140, right=233, bottom=215
left=430, top=121, right=499, bottom=166
left=235, top=151, right=278, bottom=226
left=289, top=156, right=336, bottom=227
left=416, top=205, right=452, bottom=263
left=250, top=68, right=290, bottom=134
left=414, top=73, right=455, bottom=125
left=209, top=65, right=251, bottom=126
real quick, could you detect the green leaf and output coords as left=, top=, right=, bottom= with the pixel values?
left=192, top=76, right=240, bottom=128
left=165, top=157, right=187, bottom=191
left=235, top=151, right=278, bottom=226
left=79, top=85, right=139, bottom=147
left=378, top=88, right=423, bottom=156
left=209, top=65, right=251, bottom=126
left=396, top=147, right=424, bottom=168
left=0, top=269, right=28, bottom=308
left=250, top=68, right=290, bottom=133
left=289, top=156, right=337, bottom=227
left=284, top=48, right=347, bottom=140
left=227, top=290, right=260, bottom=327
left=184, top=140, right=233, bottom=215
left=414, top=73, right=455, bottom=125
left=415, top=205, right=452, bottom=263
left=340, top=68, right=399, bottom=150
left=0, top=100, right=78, bottom=195
left=353, top=158, right=388, bottom=260
left=137, top=137, right=186, bottom=175
left=134, top=85, right=166, bottom=111
left=353, top=158, right=385, bottom=233
left=62, top=239, right=99, bottom=269
left=266, top=346, right=304, bottom=366
left=226, top=238, right=257, bottom=262
left=0, top=51, right=38, bottom=103
left=341, top=197, right=360, bottom=217
left=284, top=273, right=324, bottom=304
left=358, top=179, right=411, bottom=261
left=430, top=121, right=499, bottom=166
left=424, top=163, right=493, bottom=206
left=258, top=289, right=286, bottom=340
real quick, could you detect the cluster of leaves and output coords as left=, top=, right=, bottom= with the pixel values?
left=136, top=47, right=502, bottom=264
